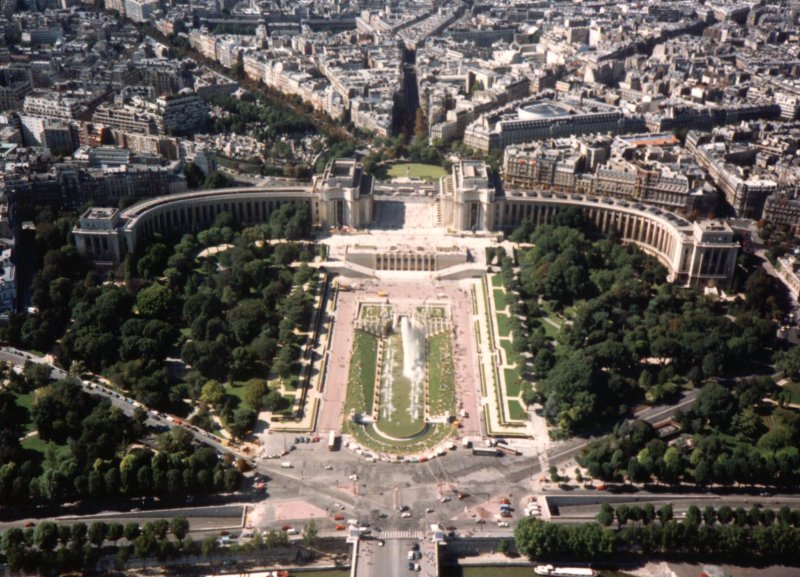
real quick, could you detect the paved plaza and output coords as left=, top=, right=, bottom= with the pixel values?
left=319, top=277, right=482, bottom=440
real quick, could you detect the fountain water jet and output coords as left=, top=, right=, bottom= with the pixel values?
left=400, top=316, right=425, bottom=386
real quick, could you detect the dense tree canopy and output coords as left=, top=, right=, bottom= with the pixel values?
left=508, top=210, right=778, bottom=435
left=516, top=511, right=800, bottom=565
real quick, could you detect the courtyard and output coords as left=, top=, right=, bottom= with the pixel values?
left=320, top=277, right=482, bottom=454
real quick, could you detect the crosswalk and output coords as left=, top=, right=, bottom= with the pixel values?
left=378, top=530, right=426, bottom=540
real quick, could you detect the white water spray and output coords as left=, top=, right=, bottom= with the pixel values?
left=400, top=317, right=425, bottom=397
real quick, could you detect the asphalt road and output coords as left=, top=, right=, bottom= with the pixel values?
left=1, top=346, right=793, bottom=543
left=544, top=388, right=701, bottom=467
left=358, top=537, right=433, bottom=577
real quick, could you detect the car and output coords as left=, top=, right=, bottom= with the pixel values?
left=281, top=525, right=292, bottom=531
left=24, top=521, right=35, bottom=528
left=335, top=524, right=346, bottom=531
left=333, top=514, right=345, bottom=521
left=401, top=512, right=412, bottom=518
left=425, top=507, right=434, bottom=513
left=324, top=464, right=333, bottom=470
left=378, top=540, right=385, bottom=547
left=497, top=521, right=510, bottom=527
left=410, top=563, right=421, bottom=571
left=440, top=496, right=451, bottom=503
left=287, top=528, right=299, bottom=535
left=500, top=511, right=512, bottom=518
left=499, top=498, right=510, bottom=505
left=410, top=543, right=420, bottom=551
left=407, top=551, right=416, bottom=560
left=398, top=505, right=409, bottom=511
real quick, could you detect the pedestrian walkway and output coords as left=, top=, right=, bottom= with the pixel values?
left=378, top=530, right=426, bottom=540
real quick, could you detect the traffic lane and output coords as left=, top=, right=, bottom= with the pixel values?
left=0, top=504, right=246, bottom=531
left=367, top=537, right=421, bottom=577
left=59, top=504, right=245, bottom=521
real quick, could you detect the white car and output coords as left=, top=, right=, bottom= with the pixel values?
left=401, top=512, right=412, bottom=519
left=497, top=521, right=510, bottom=527
left=440, top=496, right=451, bottom=503
left=425, top=507, right=434, bottom=513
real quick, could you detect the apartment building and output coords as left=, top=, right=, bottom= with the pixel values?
left=0, top=67, right=33, bottom=111
left=124, top=0, right=157, bottom=23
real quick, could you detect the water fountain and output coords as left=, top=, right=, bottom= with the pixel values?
left=400, top=316, right=425, bottom=392
left=373, top=314, right=429, bottom=438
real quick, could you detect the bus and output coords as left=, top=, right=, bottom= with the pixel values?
left=328, top=431, right=339, bottom=451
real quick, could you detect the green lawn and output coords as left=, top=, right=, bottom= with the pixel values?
left=508, top=400, right=528, bottom=421
left=782, top=381, right=800, bottom=404
left=21, top=434, right=69, bottom=459
left=386, top=163, right=447, bottom=182
left=541, top=317, right=560, bottom=339
left=504, top=367, right=522, bottom=397
left=428, top=333, right=456, bottom=417
left=493, top=289, right=508, bottom=311
left=14, top=392, right=37, bottom=431
left=375, top=333, right=426, bottom=438
left=500, top=339, right=518, bottom=366
left=490, top=274, right=504, bottom=288
left=14, top=391, right=35, bottom=410
left=226, top=381, right=251, bottom=405
left=346, top=331, right=379, bottom=416
left=345, top=420, right=452, bottom=455
left=496, top=313, right=512, bottom=338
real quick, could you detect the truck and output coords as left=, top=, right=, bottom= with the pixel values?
left=328, top=431, right=339, bottom=451
left=472, top=447, right=500, bottom=457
